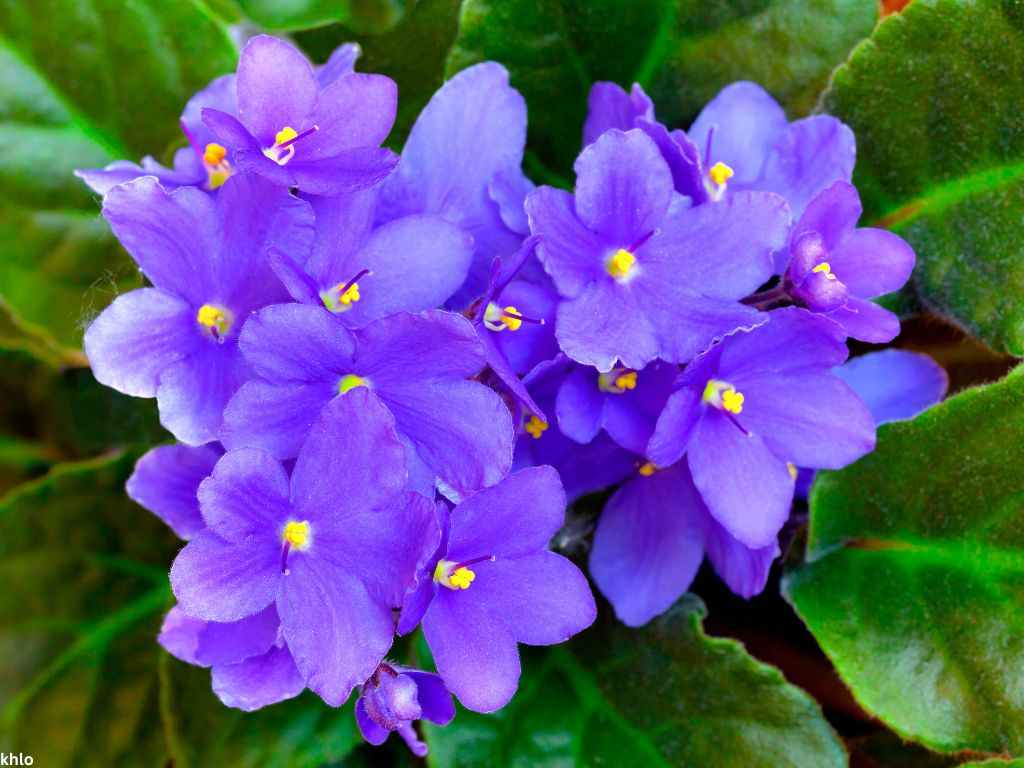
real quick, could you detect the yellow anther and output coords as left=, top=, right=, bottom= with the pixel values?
left=274, top=126, right=299, bottom=146
left=812, top=262, right=838, bottom=281
left=525, top=415, right=548, bottom=439
left=721, top=388, right=744, bottom=414
left=709, top=161, right=734, bottom=186
left=338, top=282, right=361, bottom=305
left=638, top=462, right=657, bottom=477
left=787, top=463, right=798, bottom=481
left=208, top=169, right=230, bottom=189
left=196, top=303, right=231, bottom=336
left=606, top=248, right=636, bottom=280
left=615, top=371, right=638, bottom=391
left=283, top=520, right=311, bottom=550
left=203, top=142, right=227, bottom=165
left=434, top=559, right=478, bottom=590
left=337, top=373, right=367, bottom=395
left=449, top=567, right=475, bottom=589
left=501, top=307, right=523, bottom=331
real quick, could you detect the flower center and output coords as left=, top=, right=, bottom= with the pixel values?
left=196, top=303, right=232, bottom=340
left=638, top=461, right=658, bottom=476
left=708, top=161, right=734, bottom=203
left=202, top=142, right=232, bottom=189
left=262, top=124, right=319, bottom=166
left=702, top=379, right=744, bottom=414
left=598, top=368, right=637, bottom=394
left=337, top=374, right=368, bottom=395
left=433, top=556, right=494, bottom=591
left=321, top=269, right=369, bottom=313
left=606, top=248, right=636, bottom=281
left=283, top=520, right=311, bottom=549
left=524, top=415, right=548, bottom=439
left=811, top=261, right=838, bottom=281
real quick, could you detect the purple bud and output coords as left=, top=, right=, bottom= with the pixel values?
left=355, top=664, right=456, bottom=757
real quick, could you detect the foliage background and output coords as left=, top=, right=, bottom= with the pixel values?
left=1, top=0, right=1023, bottom=765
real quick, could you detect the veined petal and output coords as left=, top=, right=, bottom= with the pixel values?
left=236, top=35, right=318, bottom=146
left=212, top=644, right=305, bottom=712
left=220, top=380, right=335, bottom=460
left=127, top=443, right=221, bottom=540
left=526, top=186, right=608, bottom=298
left=197, top=448, right=291, bottom=543
left=304, top=73, right=397, bottom=156
left=239, top=303, right=357, bottom=383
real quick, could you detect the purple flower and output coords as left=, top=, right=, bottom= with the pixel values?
left=513, top=357, right=638, bottom=503
left=221, top=306, right=514, bottom=500
left=378, top=63, right=532, bottom=308
left=688, top=82, right=856, bottom=223
left=526, top=128, right=789, bottom=372
left=583, top=83, right=654, bottom=147
left=647, top=307, right=875, bottom=548
left=779, top=181, right=915, bottom=343
left=269, top=189, right=474, bottom=326
left=591, top=461, right=779, bottom=626
left=160, top=605, right=306, bottom=711
left=84, top=174, right=315, bottom=445
left=203, top=36, right=398, bottom=197
left=170, top=391, right=439, bottom=705
left=555, top=359, right=677, bottom=454
left=398, top=467, right=596, bottom=712
left=126, top=443, right=223, bottom=539
left=356, top=663, right=455, bottom=757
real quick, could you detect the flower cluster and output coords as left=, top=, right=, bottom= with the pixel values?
left=80, top=34, right=939, bottom=754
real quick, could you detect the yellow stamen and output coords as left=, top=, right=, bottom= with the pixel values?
left=599, top=368, right=638, bottom=394
left=615, top=371, right=638, bottom=391
left=500, top=306, right=523, bottom=331
left=525, top=415, right=548, bottom=439
left=208, top=169, right=230, bottom=189
left=638, top=462, right=657, bottom=477
left=196, top=303, right=231, bottom=336
left=449, top=567, right=475, bottom=589
left=606, top=248, right=636, bottom=280
left=203, top=142, right=227, bottom=166
left=721, top=388, right=744, bottom=414
left=283, top=520, right=311, bottom=550
left=337, top=373, right=367, bottom=395
left=339, top=282, right=361, bottom=305
left=709, top=161, right=734, bottom=186
left=787, top=463, right=798, bottom=481
left=274, top=126, right=299, bottom=146
left=812, top=262, right=838, bottom=281
left=433, top=559, right=477, bottom=590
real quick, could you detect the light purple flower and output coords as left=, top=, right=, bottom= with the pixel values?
left=221, top=307, right=514, bottom=500
left=84, top=174, right=314, bottom=445
left=526, top=128, right=789, bottom=372
left=780, top=181, right=915, bottom=343
left=398, top=467, right=596, bottom=712
left=203, top=35, right=398, bottom=197
left=647, top=307, right=875, bottom=548
left=269, top=189, right=474, bottom=327
left=378, top=62, right=532, bottom=308
left=356, top=663, right=455, bottom=757
left=170, top=391, right=439, bottom=705
left=126, top=443, right=223, bottom=539
left=591, top=461, right=779, bottom=626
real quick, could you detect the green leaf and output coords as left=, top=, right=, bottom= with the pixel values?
left=425, top=597, right=845, bottom=767
left=822, top=0, right=1024, bottom=354
left=959, top=762, right=1024, bottom=768
left=785, top=365, right=1024, bottom=756
left=237, top=0, right=408, bottom=32
left=295, top=0, right=463, bottom=145
left=0, top=0, right=237, bottom=349
left=0, top=453, right=178, bottom=766
left=160, top=655, right=362, bottom=768
left=446, top=0, right=877, bottom=173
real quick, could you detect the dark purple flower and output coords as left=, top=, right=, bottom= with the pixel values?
left=269, top=189, right=474, bottom=326
left=513, top=357, right=637, bottom=503
left=779, top=181, right=915, bottom=342
left=583, top=82, right=654, bottom=147
left=378, top=62, right=531, bottom=308
left=398, top=467, right=596, bottom=712
left=526, top=128, right=789, bottom=372
left=591, top=461, right=779, bottom=626
left=203, top=35, right=398, bottom=197
left=84, top=174, right=315, bottom=445
left=647, top=307, right=875, bottom=548
left=160, top=605, right=306, bottom=711
left=170, top=391, right=439, bottom=705
left=126, top=443, right=223, bottom=539
left=221, top=307, right=514, bottom=500
left=356, top=663, right=455, bottom=756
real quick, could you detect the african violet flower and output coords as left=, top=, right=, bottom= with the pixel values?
left=221, top=306, right=513, bottom=500
left=356, top=663, right=455, bottom=756
left=203, top=35, right=398, bottom=197
left=398, top=467, right=596, bottom=712
left=776, top=181, right=916, bottom=343
left=126, top=443, right=223, bottom=540
left=170, top=391, right=439, bottom=705
left=160, top=605, right=305, bottom=711
left=647, top=307, right=875, bottom=548
left=591, top=461, right=779, bottom=626
left=269, top=189, right=474, bottom=326
left=84, top=174, right=314, bottom=445
left=378, top=62, right=532, bottom=308
left=526, top=128, right=789, bottom=372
